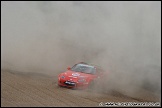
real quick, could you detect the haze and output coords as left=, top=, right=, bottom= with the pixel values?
left=1, top=1, right=161, bottom=100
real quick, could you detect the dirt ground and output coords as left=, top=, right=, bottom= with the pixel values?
left=1, top=71, right=160, bottom=107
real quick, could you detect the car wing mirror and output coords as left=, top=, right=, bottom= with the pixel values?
left=67, top=67, right=71, bottom=70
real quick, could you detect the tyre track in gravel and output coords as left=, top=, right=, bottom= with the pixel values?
left=1, top=82, right=45, bottom=107
left=1, top=71, right=76, bottom=107
left=1, top=97, right=18, bottom=107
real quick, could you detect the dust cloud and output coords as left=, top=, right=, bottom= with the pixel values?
left=1, top=1, right=161, bottom=100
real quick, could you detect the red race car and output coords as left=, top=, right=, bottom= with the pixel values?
left=58, top=62, right=105, bottom=89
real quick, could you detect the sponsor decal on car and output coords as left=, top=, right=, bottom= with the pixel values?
left=72, top=73, right=80, bottom=76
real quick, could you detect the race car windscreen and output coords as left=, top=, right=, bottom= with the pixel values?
left=71, top=64, right=96, bottom=74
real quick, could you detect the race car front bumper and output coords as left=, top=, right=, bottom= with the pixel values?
left=58, top=79, right=88, bottom=89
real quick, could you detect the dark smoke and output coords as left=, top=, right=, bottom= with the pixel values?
left=1, top=1, right=161, bottom=100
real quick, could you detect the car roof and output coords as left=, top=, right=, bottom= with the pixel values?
left=78, top=62, right=88, bottom=65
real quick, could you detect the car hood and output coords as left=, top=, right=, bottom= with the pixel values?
left=61, top=70, right=95, bottom=81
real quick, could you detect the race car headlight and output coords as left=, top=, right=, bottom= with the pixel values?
left=61, top=76, right=65, bottom=79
